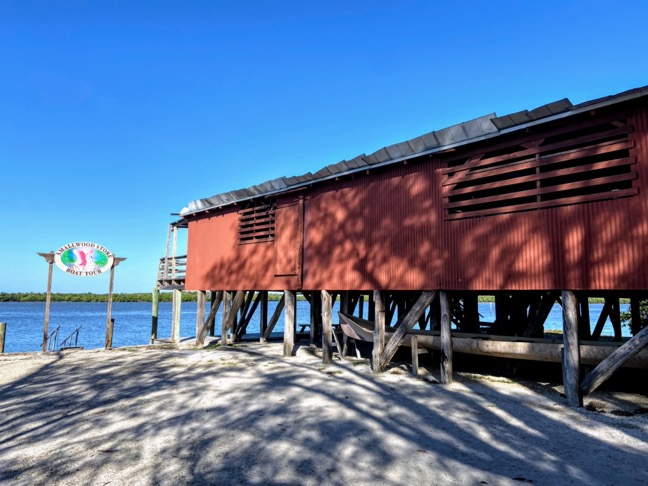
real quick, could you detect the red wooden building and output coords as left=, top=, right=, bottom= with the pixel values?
left=156, top=85, right=648, bottom=406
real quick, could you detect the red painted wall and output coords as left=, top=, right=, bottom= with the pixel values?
left=185, top=103, right=648, bottom=292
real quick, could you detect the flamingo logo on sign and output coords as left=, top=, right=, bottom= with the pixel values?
left=54, top=242, right=114, bottom=276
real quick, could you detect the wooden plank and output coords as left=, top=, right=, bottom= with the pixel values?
left=562, top=291, right=583, bottom=407
left=262, top=294, right=285, bottom=342
left=197, top=291, right=223, bottom=346
left=283, top=290, right=296, bottom=357
left=581, top=324, right=648, bottom=395
left=322, top=290, right=333, bottom=364
left=379, top=291, right=437, bottom=372
left=439, top=291, right=452, bottom=384
left=372, top=291, right=386, bottom=373
left=445, top=187, right=638, bottom=220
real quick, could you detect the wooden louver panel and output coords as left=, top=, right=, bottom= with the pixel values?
left=442, top=117, right=638, bottom=220
left=238, top=201, right=276, bottom=244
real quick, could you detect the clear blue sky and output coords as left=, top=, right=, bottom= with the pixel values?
left=1, top=0, right=647, bottom=293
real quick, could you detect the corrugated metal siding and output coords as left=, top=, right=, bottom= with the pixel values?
left=186, top=104, right=648, bottom=292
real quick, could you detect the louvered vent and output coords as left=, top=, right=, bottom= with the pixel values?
left=442, top=115, right=637, bottom=220
left=238, top=201, right=276, bottom=244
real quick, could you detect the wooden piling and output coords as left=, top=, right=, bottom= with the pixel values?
left=0, top=322, right=6, bottom=353
left=440, top=290, right=452, bottom=384
left=372, top=290, right=386, bottom=373
left=171, top=289, right=182, bottom=344
left=105, top=319, right=115, bottom=349
left=310, top=291, right=322, bottom=348
left=222, top=291, right=245, bottom=347
left=562, top=290, right=583, bottom=407
left=151, top=288, right=160, bottom=344
left=322, top=290, right=333, bottom=364
left=195, top=291, right=206, bottom=347
left=262, top=293, right=285, bottom=342
left=283, top=290, right=296, bottom=357
left=221, top=291, right=232, bottom=346
left=260, top=291, right=268, bottom=338
left=37, top=252, right=55, bottom=352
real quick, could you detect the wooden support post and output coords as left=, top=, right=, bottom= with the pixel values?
left=37, top=251, right=55, bottom=352
left=562, top=290, right=583, bottom=407
left=579, top=296, right=591, bottom=339
left=283, top=290, right=296, bottom=357
left=359, top=293, right=365, bottom=319
left=106, top=257, right=126, bottom=349
left=321, top=290, right=333, bottom=364
left=195, top=291, right=206, bottom=347
left=260, top=291, right=268, bottom=338
left=310, top=290, right=322, bottom=348
left=379, top=291, right=437, bottom=372
left=262, top=294, right=285, bottom=342
left=411, top=334, right=419, bottom=376
left=171, top=288, right=182, bottom=344
left=197, top=291, right=223, bottom=347
left=208, top=291, right=218, bottom=336
left=221, top=291, right=232, bottom=346
left=372, top=290, right=386, bottom=373
left=0, top=322, right=6, bottom=353
left=581, top=324, right=648, bottom=395
left=591, top=301, right=611, bottom=340
left=463, top=294, right=480, bottom=333
left=368, top=295, right=376, bottom=322
left=609, top=297, right=622, bottom=342
left=630, top=296, right=642, bottom=336
left=440, top=290, right=452, bottom=384
left=235, top=291, right=262, bottom=341
left=151, top=288, right=160, bottom=344
left=222, top=291, right=245, bottom=347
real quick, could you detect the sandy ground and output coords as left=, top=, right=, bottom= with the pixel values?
left=0, top=341, right=647, bottom=486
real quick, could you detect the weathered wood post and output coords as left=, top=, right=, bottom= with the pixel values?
left=171, top=288, right=182, bottom=344
left=151, top=287, right=160, bottom=344
left=562, top=290, right=583, bottom=407
left=260, top=291, right=268, bottom=339
left=195, top=290, right=206, bottom=347
left=322, top=290, right=333, bottom=364
left=440, top=291, right=453, bottom=384
left=310, top=291, right=322, bottom=347
left=37, top=252, right=55, bottom=352
left=208, top=291, right=217, bottom=336
left=0, top=322, right=6, bottom=353
left=105, top=257, right=126, bottom=349
left=372, top=290, right=386, bottom=373
left=283, top=290, right=296, bottom=357
left=221, top=291, right=232, bottom=346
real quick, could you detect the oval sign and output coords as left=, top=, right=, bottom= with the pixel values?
left=54, top=242, right=114, bottom=276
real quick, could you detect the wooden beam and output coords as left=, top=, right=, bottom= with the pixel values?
left=310, top=290, right=321, bottom=348
left=322, top=290, right=333, bottom=364
left=630, top=296, right=642, bottom=336
left=591, top=301, right=611, bottom=340
left=196, top=291, right=222, bottom=347
left=440, top=291, right=452, bottom=384
left=171, top=289, right=182, bottom=344
left=259, top=291, right=268, bottom=339
left=222, top=291, right=245, bottom=347
left=411, top=335, right=419, bottom=376
left=378, top=291, right=437, bottom=372
left=562, top=290, right=583, bottom=407
left=372, top=291, right=386, bottom=373
left=581, top=324, right=648, bottom=396
left=262, top=294, right=285, bottom=342
left=283, top=290, right=296, bottom=357
left=609, top=297, right=622, bottom=342
left=235, top=291, right=262, bottom=341
left=195, top=291, right=206, bottom=347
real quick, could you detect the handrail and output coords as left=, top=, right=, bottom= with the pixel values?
left=60, top=325, right=82, bottom=349
left=157, top=255, right=187, bottom=281
left=46, top=325, right=61, bottom=352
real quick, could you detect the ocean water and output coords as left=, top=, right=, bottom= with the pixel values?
left=0, top=301, right=629, bottom=354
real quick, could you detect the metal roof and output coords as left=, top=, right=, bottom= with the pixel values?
left=179, top=85, right=648, bottom=217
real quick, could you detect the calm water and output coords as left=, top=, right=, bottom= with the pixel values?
left=0, top=301, right=629, bottom=354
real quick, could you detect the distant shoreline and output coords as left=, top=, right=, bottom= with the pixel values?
left=0, top=292, right=625, bottom=304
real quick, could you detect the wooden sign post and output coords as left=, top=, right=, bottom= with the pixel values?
left=105, top=257, right=127, bottom=349
left=37, top=252, right=55, bottom=352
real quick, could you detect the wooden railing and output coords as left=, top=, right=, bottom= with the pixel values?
left=157, top=255, right=187, bottom=289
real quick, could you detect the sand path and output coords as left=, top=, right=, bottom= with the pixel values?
left=0, top=343, right=646, bottom=485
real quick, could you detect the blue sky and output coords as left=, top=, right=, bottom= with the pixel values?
left=1, top=0, right=647, bottom=293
